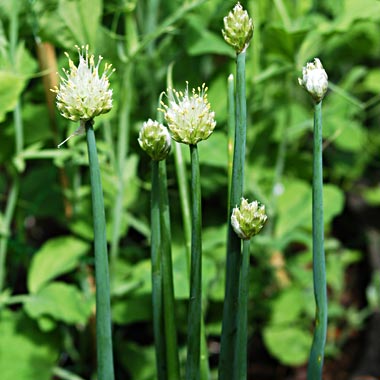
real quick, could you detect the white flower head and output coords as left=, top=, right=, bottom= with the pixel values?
left=138, top=119, right=171, bottom=161
left=52, top=45, right=114, bottom=122
left=298, top=58, right=328, bottom=103
left=222, top=2, right=254, bottom=53
left=160, top=82, right=216, bottom=145
left=231, top=198, right=267, bottom=240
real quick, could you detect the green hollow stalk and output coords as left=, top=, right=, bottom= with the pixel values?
left=234, top=239, right=250, bottom=380
left=173, top=142, right=210, bottom=380
left=227, top=73, right=235, bottom=208
left=219, top=50, right=247, bottom=380
left=159, top=160, right=181, bottom=380
left=85, top=120, right=115, bottom=380
left=186, top=144, right=203, bottom=380
left=307, top=101, right=327, bottom=380
left=151, top=160, right=166, bottom=380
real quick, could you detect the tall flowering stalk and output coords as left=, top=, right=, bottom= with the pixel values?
left=299, top=58, right=328, bottom=380
left=161, top=82, right=216, bottom=380
left=219, top=3, right=254, bottom=379
left=52, top=45, right=115, bottom=380
left=230, top=198, right=267, bottom=380
left=138, top=118, right=176, bottom=380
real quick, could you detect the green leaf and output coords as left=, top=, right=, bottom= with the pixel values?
left=362, top=185, right=380, bottom=206
left=58, top=0, right=103, bottom=48
left=263, top=325, right=312, bottom=366
left=276, top=180, right=344, bottom=238
left=28, top=236, right=90, bottom=293
left=24, top=282, right=92, bottom=325
left=0, top=71, right=24, bottom=122
left=270, top=287, right=305, bottom=324
left=0, top=309, right=59, bottom=380
left=118, top=342, right=156, bottom=380
left=112, top=294, right=152, bottom=325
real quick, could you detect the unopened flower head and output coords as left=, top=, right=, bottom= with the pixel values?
left=51, top=45, right=114, bottom=122
left=298, top=58, right=328, bottom=103
left=222, top=2, right=254, bottom=53
left=161, top=83, right=216, bottom=145
left=138, top=119, right=171, bottom=161
left=231, top=198, right=267, bottom=240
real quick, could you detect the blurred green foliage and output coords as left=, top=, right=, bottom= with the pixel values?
left=1, top=0, right=380, bottom=379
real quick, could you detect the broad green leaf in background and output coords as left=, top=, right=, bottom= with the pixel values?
left=334, top=0, right=380, bottom=30
left=276, top=180, right=344, bottom=238
left=58, top=0, right=102, bottom=48
left=0, top=71, right=24, bottom=122
left=24, top=282, right=92, bottom=326
left=263, top=325, right=312, bottom=366
left=28, top=236, right=90, bottom=293
left=118, top=342, right=156, bottom=380
left=362, top=186, right=380, bottom=206
left=112, top=294, right=152, bottom=325
left=0, top=309, right=59, bottom=380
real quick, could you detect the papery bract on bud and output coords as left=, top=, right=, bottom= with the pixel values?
left=160, top=82, right=216, bottom=146
left=298, top=58, right=328, bottom=103
left=231, top=198, right=267, bottom=240
left=222, top=2, right=254, bottom=53
left=138, top=119, right=171, bottom=161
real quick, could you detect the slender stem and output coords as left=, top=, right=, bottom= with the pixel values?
left=159, top=160, right=181, bottom=380
left=0, top=9, right=23, bottom=289
left=173, top=142, right=192, bottom=272
left=151, top=160, right=166, bottom=380
left=186, top=144, right=203, bottom=380
left=234, top=239, right=250, bottom=380
left=52, top=367, right=87, bottom=380
left=227, top=73, right=235, bottom=208
left=307, top=101, right=327, bottom=380
left=219, top=50, right=247, bottom=380
left=85, top=120, right=115, bottom=380
left=0, top=179, right=19, bottom=291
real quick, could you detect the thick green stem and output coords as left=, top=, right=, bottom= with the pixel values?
left=159, top=160, right=181, bottom=380
left=227, top=73, right=235, bottom=208
left=85, top=121, right=115, bottom=380
left=186, top=144, right=203, bottom=380
left=307, top=101, right=327, bottom=380
left=151, top=160, right=166, bottom=380
left=234, top=239, right=250, bottom=380
left=219, top=50, right=247, bottom=380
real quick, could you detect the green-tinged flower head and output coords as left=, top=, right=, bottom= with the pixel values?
left=222, top=2, right=254, bottom=53
left=138, top=119, right=171, bottom=161
left=51, top=45, right=115, bottom=122
left=231, top=198, right=267, bottom=240
left=161, top=82, right=216, bottom=145
left=298, top=58, right=328, bottom=103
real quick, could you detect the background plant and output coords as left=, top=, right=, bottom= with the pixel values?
left=1, top=0, right=380, bottom=379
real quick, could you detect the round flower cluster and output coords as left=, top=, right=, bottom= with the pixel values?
left=298, top=58, right=328, bottom=103
left=161, top=83, right=216, bottom=146
left=231, top=198, right=267, bottom=240
left=51, top=45, right=114, bottom=122
left=138, top=119, right=171, bottom=161
left=222, top=2, right=254, bottom=53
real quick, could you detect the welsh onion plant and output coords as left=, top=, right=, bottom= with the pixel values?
left=161, top=82, right=216, bottom=380
left=299, top=58, right=329, bottom=380
left=231, top=198, right=267, bottom=380
left=51, top=45, right=115, bottom=380
left=219, top=3, right=254, bottom=379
